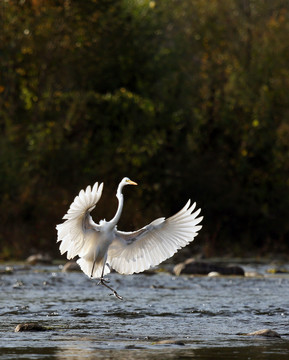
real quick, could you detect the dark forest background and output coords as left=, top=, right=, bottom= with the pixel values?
left=1, top=0, right=289, bottom=260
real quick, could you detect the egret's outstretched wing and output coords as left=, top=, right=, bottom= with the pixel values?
left=108, top=200, right=203, bottom=274
left=56, top=182, right=103, bottom=259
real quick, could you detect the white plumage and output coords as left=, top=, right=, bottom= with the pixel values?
left=56, top=177, right=203, bottom=299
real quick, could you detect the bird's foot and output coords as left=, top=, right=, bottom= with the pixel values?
left=98, top=278, right=123, bottom=300
left=97, top=277, right=110, bottom=285
left=109, top=291, right=123, bottom=300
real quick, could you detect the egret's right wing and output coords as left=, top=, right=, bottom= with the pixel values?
left=56, top=182, right=103, bottom=259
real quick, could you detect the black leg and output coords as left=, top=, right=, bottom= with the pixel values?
left=90, top=259, right=96, bottom=278
left=97, top=260, right=123, bottom=300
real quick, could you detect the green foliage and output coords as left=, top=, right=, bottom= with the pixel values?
left=1, top=0, right=289, bottom=259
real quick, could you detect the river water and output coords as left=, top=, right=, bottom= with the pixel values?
left=0, top=261, right=289, bottom=359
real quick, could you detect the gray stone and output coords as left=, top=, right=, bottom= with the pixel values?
left=15, top=323, right=47, bottom=332
left=0, top=266, right=14, bottom=275
left=153, top=339, right=185, bottom=345
left=26, top=254, right=52, bottom=265
left=173, top=258, right=245, bottom=276
left=62, top=261, right=81, bottom=272
left=247, top=329, right=281, bottom=338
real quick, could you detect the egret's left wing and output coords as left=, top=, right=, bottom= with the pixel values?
left=108, top=200, right=203, bottom=274
left=56, top=182, right=103, bottom=259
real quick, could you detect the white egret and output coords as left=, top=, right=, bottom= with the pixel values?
left=56, top=177, right=203, bottom=299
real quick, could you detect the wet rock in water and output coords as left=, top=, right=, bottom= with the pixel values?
left=267, top=267, right=289, bottom=274
left=246, top=329, right=281, bottom=338
left=13, top=280, right=24, bottom=288
left=208, top=271, right=221, bottom=277
left=62, top=261, right=81, bottom=272
left=0, top=266, right=14, bottom=275
left=173, top=258, right=245, bottom=276
left=143, top=268, right=158, bottom=276
left=245, top=271, right=263, bottom=277
left=15, top=323, right=48, bottom=332
left=125, top=344, right=144, bottom=349
left=26, top=253, right=52, bottom=265
left=153, top=339, right=185, bottom=346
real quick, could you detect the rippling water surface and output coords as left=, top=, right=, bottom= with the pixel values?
left=0, top=262, right=289, bottom=359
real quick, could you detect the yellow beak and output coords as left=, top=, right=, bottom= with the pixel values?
left=128, top=180, right=138, bottom=185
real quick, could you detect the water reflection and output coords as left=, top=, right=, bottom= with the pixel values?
left=54, top=342, right=289, bottom=360
left=55, top=347, right=197, bottom=360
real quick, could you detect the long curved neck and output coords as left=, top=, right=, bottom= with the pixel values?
left=110, top=184, right=124, bottom=227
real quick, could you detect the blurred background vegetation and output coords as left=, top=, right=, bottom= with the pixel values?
left=1, top=0, right=289, bottom=260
